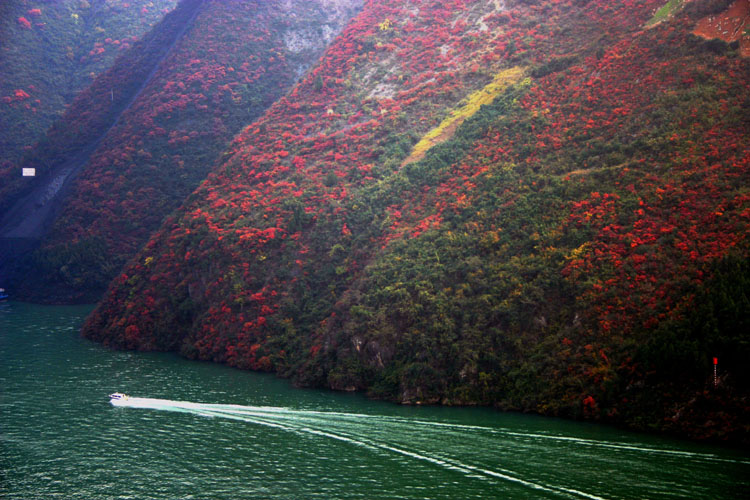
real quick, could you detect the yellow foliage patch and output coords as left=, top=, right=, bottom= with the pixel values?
left=379, top=18, right=393, bottom=31
left=568, top=242, right=591, bottom=261
left=403, top=66, right=526, bottom=165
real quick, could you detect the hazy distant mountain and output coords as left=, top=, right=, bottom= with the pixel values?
left=0, top=0, right=178, bottom=176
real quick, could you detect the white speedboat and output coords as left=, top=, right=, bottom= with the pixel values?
left=109, top=392, right=130, bottom=403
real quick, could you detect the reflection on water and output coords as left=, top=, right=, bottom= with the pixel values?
left=2, top=302, right=749, bottom=499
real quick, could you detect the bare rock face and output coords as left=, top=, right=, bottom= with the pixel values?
left=282, top=0, right=363, bottom=18
left=280, top=0, right=365, bottom=77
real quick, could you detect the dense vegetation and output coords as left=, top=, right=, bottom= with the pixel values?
left=6, top=0, right=361, bottom=301
left=0, top=0, right=177, bottom=188
left=79, top=0, right=749, bottom=443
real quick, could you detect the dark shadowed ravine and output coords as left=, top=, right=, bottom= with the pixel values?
left=1, top=302, right=748, bottom=499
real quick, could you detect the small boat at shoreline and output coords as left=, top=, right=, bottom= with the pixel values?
left=0, top=288, right=8, bottom=301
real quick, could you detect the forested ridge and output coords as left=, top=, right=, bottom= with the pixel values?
left=33, top=0, right=750, bottom=443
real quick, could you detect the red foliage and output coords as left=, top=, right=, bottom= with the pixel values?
left=582, top=395, right=598, bottom=417
left=13, top=89, right=30, bottom=101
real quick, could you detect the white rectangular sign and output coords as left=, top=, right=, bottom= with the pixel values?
left=22, top=168, right=36, bottom=177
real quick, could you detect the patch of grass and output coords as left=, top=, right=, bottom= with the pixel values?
left=403, top=66, right=526, bottom=164
left=645, top=0, right=684, bottom=27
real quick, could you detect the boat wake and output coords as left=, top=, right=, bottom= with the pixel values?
left=109, top=395, right=749, bottom=499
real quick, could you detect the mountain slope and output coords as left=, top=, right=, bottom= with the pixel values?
left=1, top=0, right=362, bottom=302
left=84, top=0, right=750, bottom=443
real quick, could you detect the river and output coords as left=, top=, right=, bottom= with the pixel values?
left=1, top=302, right=748, bottom=499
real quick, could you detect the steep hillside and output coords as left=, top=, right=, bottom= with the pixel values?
left=84, top=0, right=750, bottom=443
left=2, top=0, right=361, bottom=302
left=0, top=0, right=178, bottom=180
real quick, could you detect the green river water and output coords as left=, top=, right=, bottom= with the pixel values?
left=1, top=302, right=748, bottom=499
